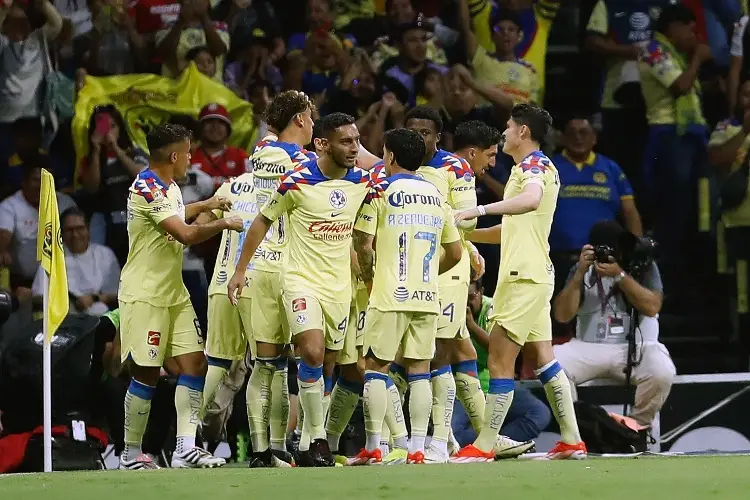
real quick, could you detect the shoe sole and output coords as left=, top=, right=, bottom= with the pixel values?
left=495, top=442, right=536, bottom=459
left=536, top=450, right=587, bottom=461
left=449, top=456, right=494, bottom=464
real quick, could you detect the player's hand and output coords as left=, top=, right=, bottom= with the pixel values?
left=227, top=271, right=246, bottom=306
left=223, top=216, right=244, bottom=232
left=594, top=261, right=624, bottom=278
left=454, top=208, right=478, bottom=225
left=465, top=306, right=476, bottom=328
left=206, top=195, right=232, bottom=213
left=693, top=43, right=712, bottom=63
left=469, top=249, right=485, bottom=280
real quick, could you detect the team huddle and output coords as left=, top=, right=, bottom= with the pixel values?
left=116, top=89, right=588, bottom=470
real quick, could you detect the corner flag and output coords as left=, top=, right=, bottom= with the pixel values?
left=36, top=168, right=68, bottom=339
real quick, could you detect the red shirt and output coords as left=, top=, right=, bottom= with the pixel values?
left=681, top=0, right=707, bottom=42
left=191, top=146, right=251, bottom=189
left=129, top=0, right=181, bottom=35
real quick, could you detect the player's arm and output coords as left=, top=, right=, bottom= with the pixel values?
left=159, top=215, right=241, bottom=246
left=357, top=144, right=382, bottom=171
left=458, top=0, right=479, bottom=61
left=465, top=240, right=485, bottom=279
left=353, top=190, right=379, bottom=283
left=184, top=194, right=232, bottom=220
left=457, top=183, right=542, bottom=223
left=439, top=205, right=462, bottom=274
left=465, top=224, right=501, bottom=244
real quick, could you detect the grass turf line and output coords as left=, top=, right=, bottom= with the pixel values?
left=1, top=456, right=748, bottom=500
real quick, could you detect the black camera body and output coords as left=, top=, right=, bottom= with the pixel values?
left=594, top=245, right=616, bottom=263
left=592, top=236, right=658, bottom=278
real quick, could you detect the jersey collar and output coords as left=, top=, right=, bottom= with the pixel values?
left=388, top=173, right=424, bottom=182
left=562, top=150, right=596, bottom=171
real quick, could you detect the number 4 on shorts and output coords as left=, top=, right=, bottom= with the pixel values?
left=442, top=303, right=454, bottom=322
left=337, top=317, right=348, bottom=333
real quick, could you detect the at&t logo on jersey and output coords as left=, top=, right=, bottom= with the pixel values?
left=393, top=286, right=409, bottom=302
left=308, top=221, right=354, bottom=241
left=329, top=189, right=347, bottom=209
left=216, top=270, right=228, bottom=285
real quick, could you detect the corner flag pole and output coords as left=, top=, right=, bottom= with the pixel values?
left=42, top=271, right=52, bottom=473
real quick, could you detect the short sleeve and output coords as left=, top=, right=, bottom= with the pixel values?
left=643, top=262, right=664, bottom=293
left=611, top=161, right=634, bottom=199
left=217, top=25, right=231, bottom=50
left=518, top=164, right=546, bottom=191
left=441, top=204, right=460, bottom=244
left=137, top=188, right=178, bottom=225
left=354, top=191, right=378, bottom=236
left=0, top=199, right=15, bottom=232
left=586, top=0, right=608, bottom=35
left=470, top=44, right=493, bottom=73
left=57, top=193, right=77, bottom=214
left=731, top=16, right=748, bottom=58
left=260, top=182, right=295, bottom=222
left=642, top=42, right=683, bottom=89
left=447, top=158, right=477, bottom=211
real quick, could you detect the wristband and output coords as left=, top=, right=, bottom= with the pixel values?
left=613, top=271, right=626, bottom=284
left=477, top=205, right=486, bottom=216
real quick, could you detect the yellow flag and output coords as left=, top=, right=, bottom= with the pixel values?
left=36, top=169, right=68, bottom=339
left=72, top=64, right=256, bottom=190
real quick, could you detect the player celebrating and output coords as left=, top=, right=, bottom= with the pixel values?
left=228, top=113, right=373, bottom=467
left=452, top=104, right=587, bottom=462
left=349, top=128, right=463, bottom=466
left=118, top=124, right=243, bottom=470
left=397, top=107, right=482, bottom=462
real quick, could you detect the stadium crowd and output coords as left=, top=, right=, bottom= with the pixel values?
left=0, top=0, right=749, bottom=471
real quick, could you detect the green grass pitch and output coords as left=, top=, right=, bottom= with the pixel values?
left=2, top=456, right=748, bottom=499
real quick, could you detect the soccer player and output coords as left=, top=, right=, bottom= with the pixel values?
left=400, top=107, right=485, bottom=463
left=228, top=113, right=373, bottom=467
left=224, top=90, right=315, bottom=466
left=118, top=124, right=243, bottom=470
left=452, top=103, right=587, bottom=462
left=349, top=128, right=463, bottom=466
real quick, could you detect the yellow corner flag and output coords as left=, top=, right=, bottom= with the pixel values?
left=36, top=169, right=68, bottom=339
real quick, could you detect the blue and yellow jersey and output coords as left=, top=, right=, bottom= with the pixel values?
left=260, top=159, right=372, bottom=303
left=709, top=119, right=750, bottom=228
left=355, top=173, right=459, bottom=313
left=251, top=140, right=316, bottom=273
left=469, top=0, right=560, bottom=100
left=119, top=169, right=190, bottom=307
left=549, top=151, right=634, bottom=251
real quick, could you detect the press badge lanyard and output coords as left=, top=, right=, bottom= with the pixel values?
left=595, top=276, right=619, bottom=339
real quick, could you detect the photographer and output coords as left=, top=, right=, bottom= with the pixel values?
left=552, top=221, right=675, bottom=427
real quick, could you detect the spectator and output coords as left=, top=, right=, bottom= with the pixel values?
left=638, top=4, right=712, bottom=293
left=584, top=0, right=657, bottom=197
left=156, top=0, right=230, bottom=81
left=331, top=0, right=376, bottom=30
left=707, top=79, right=750, bottom=355
left=246, top=80, right=273, bottom=144
left=186, top=45, right=218, bottom=79
left=287, top=0, right=356, bottom=53
left=370, top=0, right=448, bottom=73
left=452, top=279, right=551, bottom=447
left=550, top=116, right=643, bottom=292
left=325, top=50, right=379, bottom=117
left=54, top=0, right=92, bottom=69
left=0, top=0, right=63, bottom=152
left=378, top=20, right=447, bottom=107
left=458, top=0, right=539, bottom=106
left=0, top=163, right=77, bottom=296
left=223, top=29, right=283, bottom=99
left=728, top=13, right=750, bottom=113
left=552, top=221, right=675, bottom=427
left=291, top=25, right=352, bottom=103
left=32, top=207, right=120, bottom=316
left=78, top=106, right=149, bottom=267
left=224, top=0, right=285, bottom=65
left=191, top=103, right=250, bottom=189
left=467, top=0, right=561, bottom=102
left=0, top=118, right=67, bottom=199
left=130, top=0, right=181, bottom=37
left=88, top=0, right=147, bottom=76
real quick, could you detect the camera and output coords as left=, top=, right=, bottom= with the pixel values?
left=594, top=245, right=616, bottom=263
left=623, top=236, right=658, bottom=276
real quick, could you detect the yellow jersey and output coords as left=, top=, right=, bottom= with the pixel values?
left=208, top=173, right=260, bottom=297
left=708, top=120, right=750, bottom=228
left=119, top=169, right=190, bottom=306
left=417, top=149, right=477, bottom=286
left=260, top=159, right=372, bottom=304
left=499, top=151, right=559, bottom=285
left=355, top=173, right=460, bottom=313
left=471, top=46, right=539, bottom=104
left=250, top=139, right=317, bottom=273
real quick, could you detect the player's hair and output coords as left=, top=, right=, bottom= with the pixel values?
left=453, top=121, right=502, bottom=151
left=317, top=112, right=356, bottom=138
left=405, top=105, right=443, bottom=133
left=21, top=153, right=49, bottom=177
left=61, top=206, right=87, bottom=227
left=312, top=120, right=324, bottom=141
left=510, top=103, right=552, bottom=145
left=146, top=123, right=192, bottom=162
left=655, top=4, right=696, bottom=35
left=264, top=90, right=314, bottom=133
left=383, top=128, right=426, bottom=172
left=490, top=10, right=521, bottom=31
left=185, top=45, right=213, bottom=62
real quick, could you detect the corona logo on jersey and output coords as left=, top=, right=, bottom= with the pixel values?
left=387, top=190, right=442, bottom=209
left=308, top=221, right=354, bottom=241
left=252, top=160, right=289, bottom=175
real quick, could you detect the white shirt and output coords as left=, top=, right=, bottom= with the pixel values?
left=0, top=190, right=77, bottom=281
left=32, top=242, right=120, bottom=316
left=731, top=16, right=749, bottom=58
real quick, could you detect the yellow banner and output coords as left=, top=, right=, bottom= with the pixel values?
left=36, top=169, right=69, bottom=339
left=72, top=64, right=256, bottom=189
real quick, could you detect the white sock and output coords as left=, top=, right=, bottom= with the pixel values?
left=431, top=437, right=447, bottom=454
left=176, top=435, right=196, bottom=455
left=409, top=436, right=426, bottom=455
